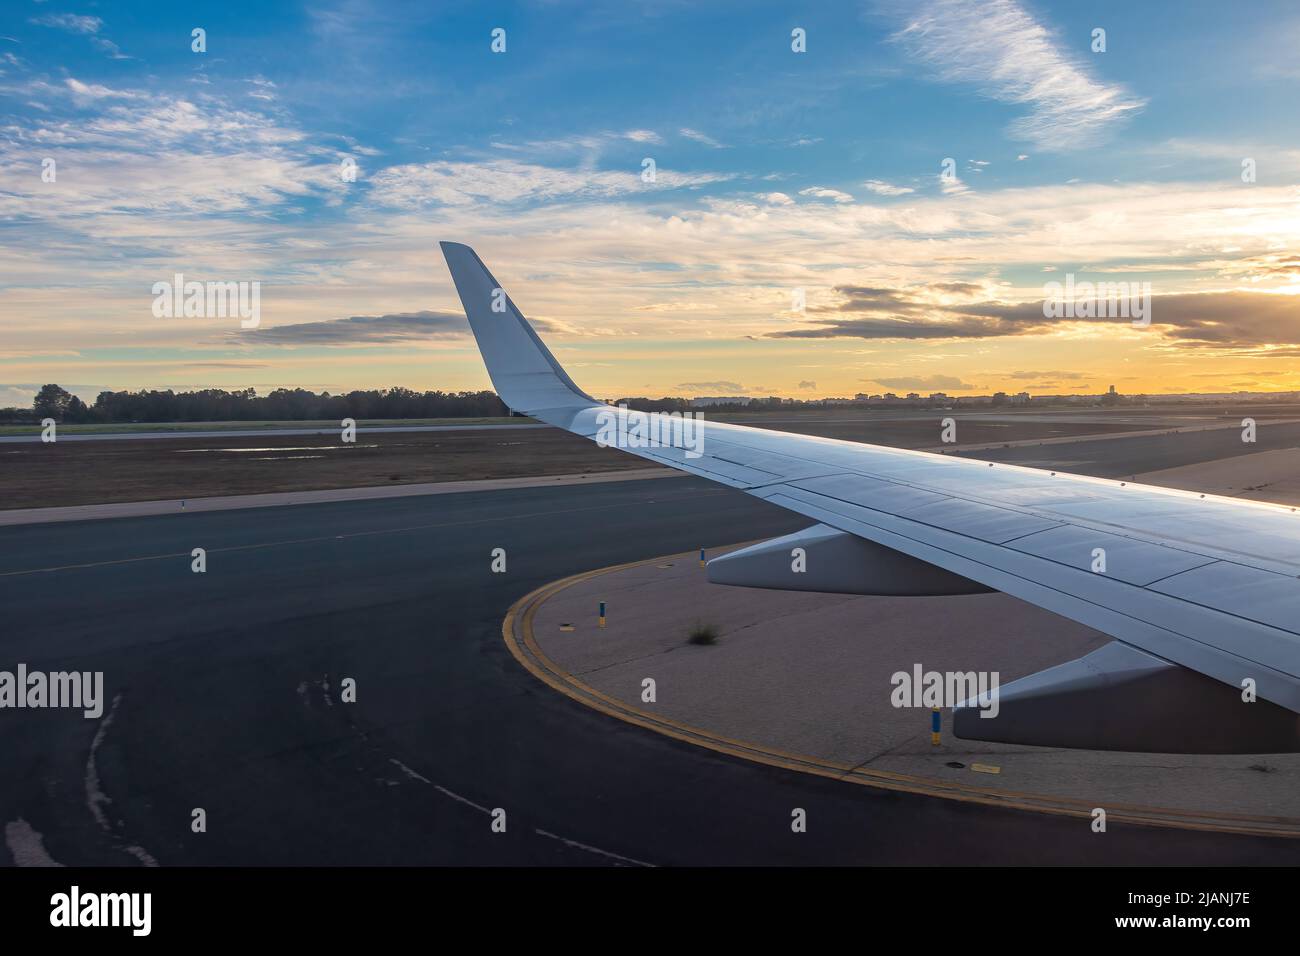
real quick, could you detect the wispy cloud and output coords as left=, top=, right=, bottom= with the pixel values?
left=623, top=129, right=662, bottom=144
left=771, top=288, right=1300, bottom=354
left=677, top=380, right=747, bottom=392
left=0, top=88, right=335, bottom=222
left=885, top=0, right=1145, bottom=149
left=30, top=14, right=102, bottom=35
left=798, top=186, right=854, bottom=203
left=63, top=77, right=143, bottom=101
left=1007, top=370, right=1087, bottom=380
left=243, top=312, right=467, bottom=346
left=863, top=179, right=914, bottom=196
left=870, top=374, right=974, bottom=390
left=680, top=127, right=725, bottom=148
left=245, top=76, right=277, bottom=101
left=1, top=10, right=1295, bottom=400
left=939, top=171, right=968, bottom=195
left=369, top=159, right=729, bottom=207
left=29, top=12, right=128, bottom=59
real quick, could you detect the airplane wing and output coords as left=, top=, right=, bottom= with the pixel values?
left=441, top=241, right=1300, bottom=754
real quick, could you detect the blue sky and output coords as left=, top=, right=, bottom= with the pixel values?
left=4, top=0, right=1300, bottom=404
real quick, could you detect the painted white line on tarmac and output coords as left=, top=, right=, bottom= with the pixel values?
left=388, top=759, right=653, bottom=866
left=0, top=467, right=682, bottom=528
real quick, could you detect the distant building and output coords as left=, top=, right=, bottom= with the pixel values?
left=691, top=396, right=751, bottom=407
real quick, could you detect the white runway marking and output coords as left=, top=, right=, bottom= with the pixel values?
left=4, top=818, right=63, bottom=867
left=387, top=759, right=652, bottom=866
left=84, top=694, right=159, bottom=867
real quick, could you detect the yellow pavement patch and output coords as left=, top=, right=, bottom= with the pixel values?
left=503, top=549, right=1300, bottom=839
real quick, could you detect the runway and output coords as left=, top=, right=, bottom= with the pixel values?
left=0, top=422, right=545, bottom=444
left=2, top=474, right=1299, bottom=865
left=962, top=419, right=1300, bottom=476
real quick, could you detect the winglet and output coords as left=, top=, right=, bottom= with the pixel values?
left=440, top=241, right=597, bottom=419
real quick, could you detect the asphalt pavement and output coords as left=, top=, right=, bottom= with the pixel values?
left=2, top=475, right=1299, bottom=865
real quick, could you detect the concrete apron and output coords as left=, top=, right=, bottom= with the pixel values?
left=510, top=545, right=1300, bottom=838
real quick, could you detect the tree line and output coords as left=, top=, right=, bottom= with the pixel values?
left=1, top=384, right=784, bottom=425
left=4, top=384, right=510, bottom=424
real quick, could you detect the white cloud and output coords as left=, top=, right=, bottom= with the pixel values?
left=92, top=37, right=129, bottom=60
left=680, top=127, right=725, bottom=148
left=939, top=173, right=969, bottom=195
left=4, top=71, right=1299, bottom=385
left=369, top=159, right=729, bottom=208
left=30, top=13, right=128, bottom=58
left=246, top=76, right=277, bottom=101
left=623, top=129, right=662, bottom=144
left=863, top=179, right=914, bottom=196
left=30, top=14, right=102, bottom=34
left=0, top=89, right=338, bottom=226
left=886, top=0, right=1145, bottom=149
left=799, top=186, right=854, bottom=203
left=64, top=77, right=142, bottom=101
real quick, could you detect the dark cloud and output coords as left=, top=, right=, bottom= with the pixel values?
left=929, top=281, right=985, bottom=295
left=678, top=380, right=746, bottom=392
left=827, top=287, right=926, bottom=313
left=1238, top=254, right=1300, bottom=280
left=1007, top=369, right=1087, bottom=380
left=772, top=314, right=1036, bottom=339
left=183, top=361, right=270, bottom=369
left=869, top=374, right=974, bottom=390
left=1144, top=292, right=1300, bottom=351
left=244, top=311, right=467, bottom=345
left=772, top=288, right=1300, bottom=353
left=778, top=281, right=1058, bottom=339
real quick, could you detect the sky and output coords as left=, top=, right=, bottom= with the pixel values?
left=3, top=0, right=1300, bottom=406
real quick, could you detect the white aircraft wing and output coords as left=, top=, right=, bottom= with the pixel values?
left=442, top=241, right=1300, bottom=753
